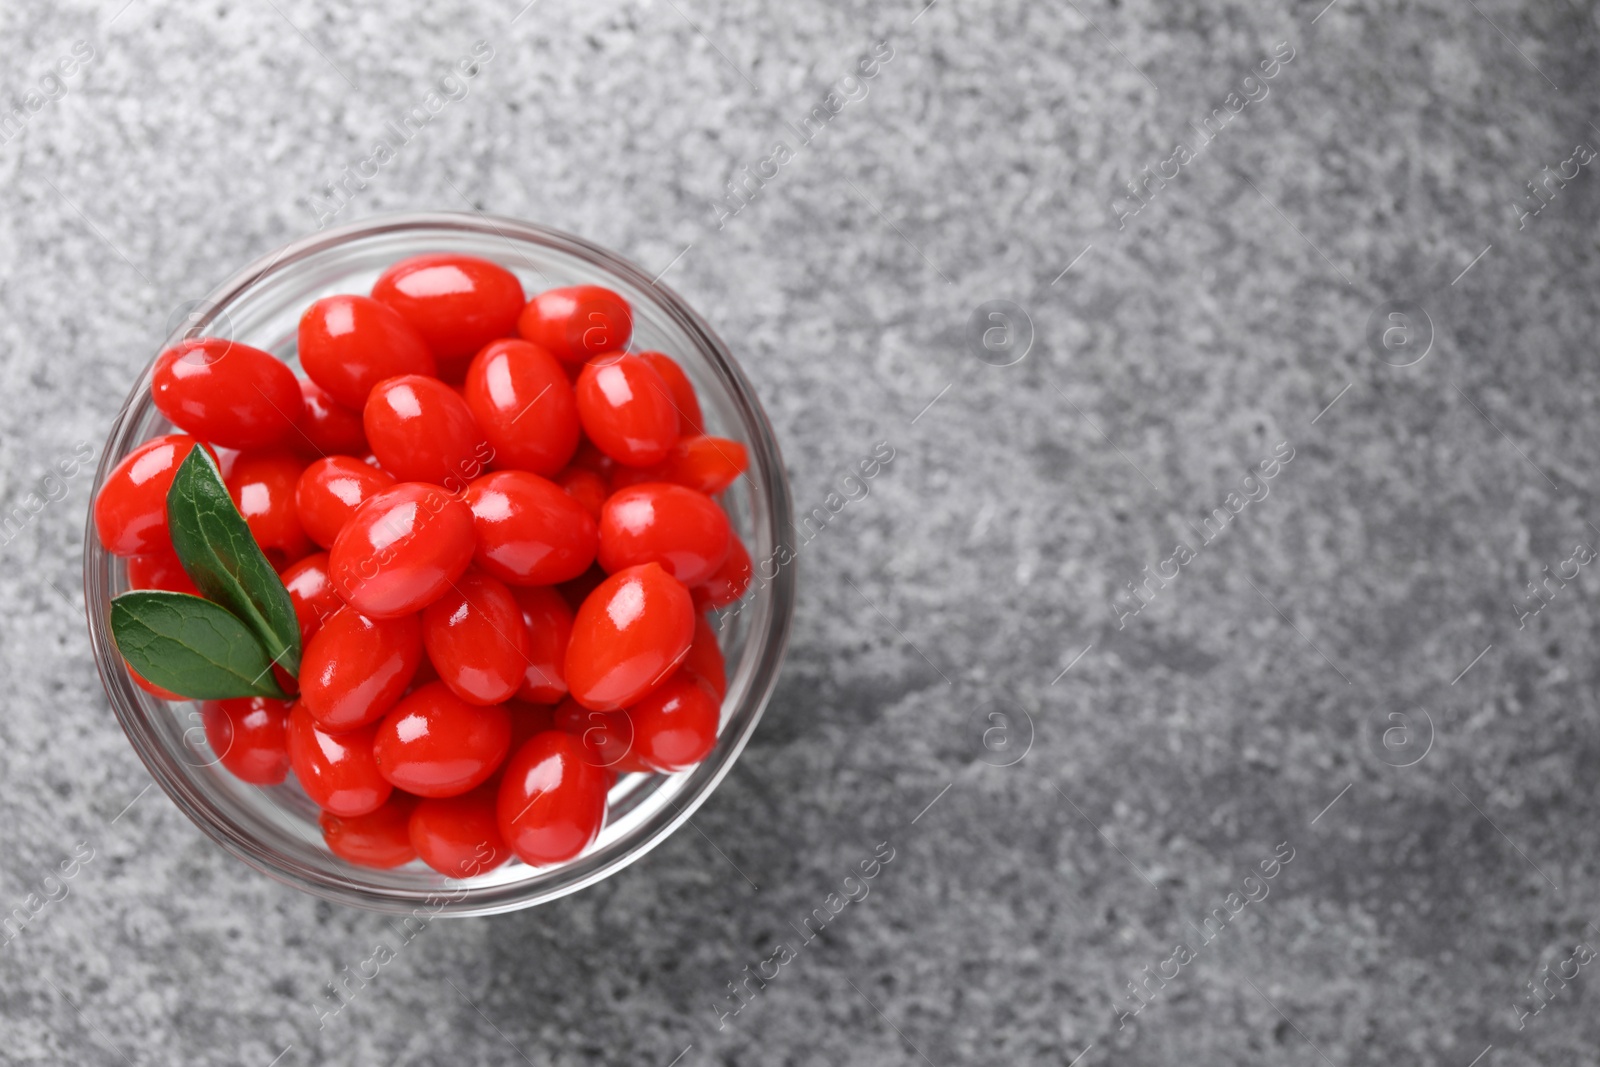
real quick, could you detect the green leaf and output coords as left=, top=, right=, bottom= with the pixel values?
left=165, top=447, right=301, bottom=677
left=111, top=590, right=289, bottom=700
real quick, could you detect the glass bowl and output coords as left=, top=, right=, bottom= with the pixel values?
left=82, top=212, right=794, bottom=915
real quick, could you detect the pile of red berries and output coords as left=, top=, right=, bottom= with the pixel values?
left=94, top=253, right=753, bottom=877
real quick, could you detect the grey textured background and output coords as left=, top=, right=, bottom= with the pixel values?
left=3, top=0, right=1600, bottom=1063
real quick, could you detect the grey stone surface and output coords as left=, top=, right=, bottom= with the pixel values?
left=4, top=0, right=1600, bottom=1063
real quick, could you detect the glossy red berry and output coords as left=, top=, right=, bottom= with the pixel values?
left=496, top=730, right=609, bottom=866
left=506, top=700, right=559, bottom=752
left=516, top=285, right=633, bottom=364
left=295, top=378, right=369, bottom=457
left=511, top=585, right=574, bottom=704
left=626, top=669, right=720, bottom=772
left=695, top=535, right=753, bottom=609
left=328, top=482, right=476, bottom=618
left=558, top=565, right=609, bottom=613
left=372, top=254, right=525, bottom=377
left=298, top=294, right=436, bottom=409
left=226, top=450, right=312, bottom=566
left=201, top=696, right=293, bottom=785
left=681, top=611, right=727, bottom=699
left=299, top=607, right=423, bottom=731
left=574, top=355, right=679, bottom=467
left=566, top=439, right=616, bottom=480
left=288, top=704, right=392, bottom=817
left=565, top=562, right=694, bottom=711
left=94, top=434, right=211, bottom=556
left=364, top=375, right=492, bottom=488
left=373, top=682, right=512, bottom=798
left=422, top=568, right=530, bottom=705
left=152, top=338, right=302, bottom=450
left=125, top=544, right=200, bottom=596
left=273, top=664, right=301, bottom=700
left=552, top=698, right=652, bottom=773
left=281, top=552, right=343, bottom=645
left=463, top=471, right=598, bottom=586
left=409, top=785, right=512, bottom=877
left=464, top=339, right=580, bottom=476
left=554, top=468, right=609, bottom=522
left=611, top=435, right=748, bottom=496
left=295, top=455, right=396, bottom=549
left=407, top=653, right=441, bottom=692
left=321, top=792, right=419, bottom=869
left=637, top=351, right=704, bottom=436
left=597, top=482, right=732, bottom=586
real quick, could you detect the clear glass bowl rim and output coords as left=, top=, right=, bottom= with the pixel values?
left=81, top=211, right=795, bottom=915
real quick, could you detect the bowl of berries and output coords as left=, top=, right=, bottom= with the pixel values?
left=83, top=213, right=794, bottom=914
